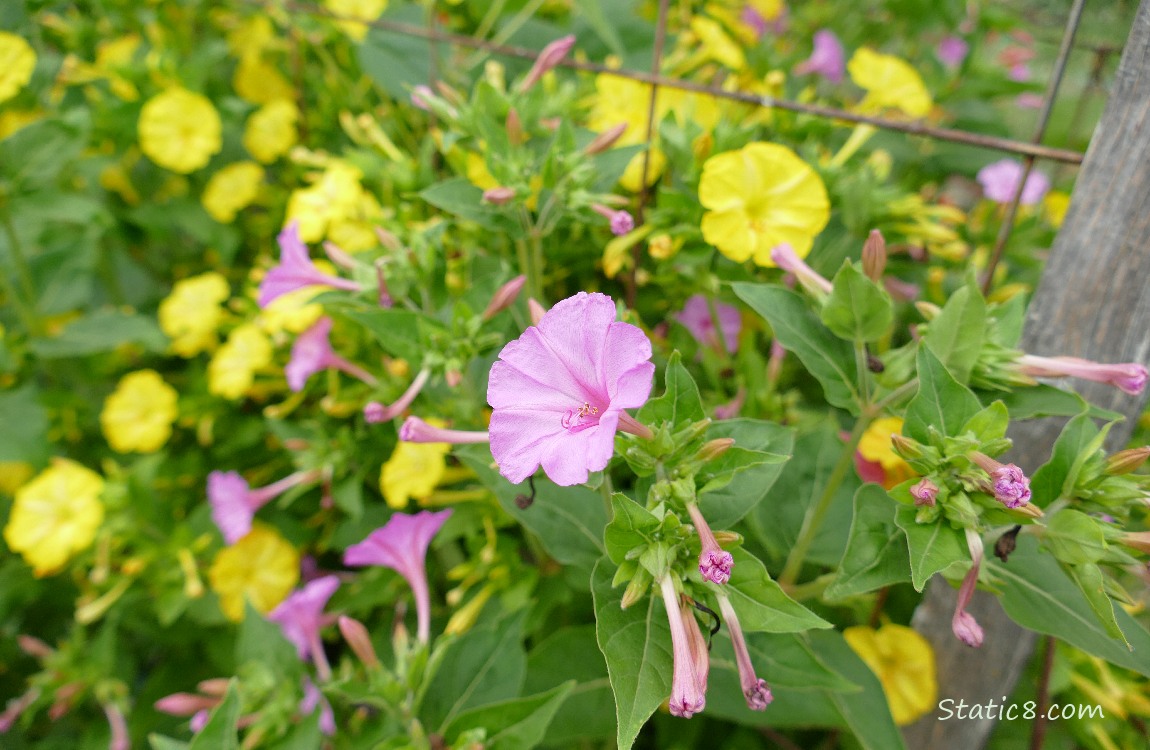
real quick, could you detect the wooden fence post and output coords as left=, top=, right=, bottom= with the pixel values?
left=903, top=2, right=1150, bottom=747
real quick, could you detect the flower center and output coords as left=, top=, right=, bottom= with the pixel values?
left=561, top=402, right=601, bottom=433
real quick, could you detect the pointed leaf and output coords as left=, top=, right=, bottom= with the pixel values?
left=894, top=505, right=967, bottom=592
left=904, top=345, right=982, bottom=444
left=733, top=283, right=860, bottom=412
left=921, top=283, right=986, bottom=384
left=997, top=384, right=1123, bottom=421
left=443, top=682, right=575, bottom=750
left=524, top=626, right=614, bottom=744
left=1029, top=413, right=1110, bottom=507
left=826, top=485, right=911, bottom=600
left=592, top=558, right=672, bottom=750
left=604, top=492, right=660, bottom=565
left=637, top=350, right=705, bottom=428
left=188, top=681, right=239, bottom=750
left=821, top=261, right=894, bottom=342
left=696, top=419, right=793, bottom=528
left=1066, top=562, right=1127, bottom=645
left=721, top=549, right=830, bottom=632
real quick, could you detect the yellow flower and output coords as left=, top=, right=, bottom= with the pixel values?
left=324, top=0, right=389, bottom=42
left=138, top=88, right=223, bottom=174
left=233, top=53, right=294, bottom=105
left=99, top=161, right=141, bottom=205
left=381, top=432, right=450, bottom=509
left=208, top=525, right=299, bottom=621
left=243, top=98, right=299, bottom=164
left=257, top=286, right=325, bottom=336
left=100, top=370, right=179, bottom=453
left=690, top=16, right=746, bottom=70
left=844, top=624, right=937, bottom=725
left=602, top=225, right=653, bottom=279
left=0, top=32, right=36, bottom=104
left=857, top=416, right=915, bottom=489
left=286, top=160, right=366, bottom=242
left=202, top=161, right=264, bottom=223
left=0, top=109, right=41, bottom=140
left=226, top=15, right=277, bottom=57
left=647, top=232, right=681, bottom=260
left=327, top=190, right=385, bottom=251
left=1044, top=190, right=1070, bottom=228
left=0, top=461, right=34, bottom=495
left=849, top=48, right=933, bottom=118
left=3, top=458, right=105, bottom=577
left=208, top=323, right=273, bottom=399
left=699, top=142, right=830, bottom=264
left=159, top=272, right=231, bottom=357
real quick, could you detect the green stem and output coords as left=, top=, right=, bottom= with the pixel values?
left=779, top=415, right=873, bottom=586
left=854, top=340, right=871, bottom=407
left=529, top=230, right=545, bottom=303
left=0, top=210, right=41, bottom=336
left=783, top=572, right=836, bottom=601
left=868, top=377, right=918, bottom=415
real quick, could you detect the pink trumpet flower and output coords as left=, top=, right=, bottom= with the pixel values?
left=794, top=30, right=845, bottom=83
left=676, top=294, right=741, bottom=355
left=770, top=244, right=833, bottom=298
left=717, top=593, right=773, bottom=710
left=399, top=416, right=490, bottom=444
left=344, top=510, right=452, bottom=643
left=208, top=468, right=323, bottom=545
left=286, top=317, right=379, bottom=391
left=686, top=503, right=733, bottom=585
left=1015, top=354, right=1148, bottom=396
left=660, top=576, right=706, bottom=718
left=268, top=575, right=341, bottom=681
left=363, top=368, right=431, bottom=423
left=487, top=292, right=654, bottom=486
left=259, top=222, right=363, bottom=308
left=952, top=530, right=985, bottom=647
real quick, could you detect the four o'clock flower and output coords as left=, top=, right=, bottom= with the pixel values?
left=1014, top=354, right=1148, bottom=396
left=770, top=243, right=833, bottom=299
left=286, top=317, right=379, bottom=392
left=259, top=223, right=363, bottom=308
left=686, top=502, right=734, bottom=585
left=487, top=292, right=655, bottom=486
left=936, top=36, right=969, bottom=69
left=659, top=575, right=706, bottom=718
left=208, top=468, right=323, bottom=545
left=399, top=415, right=490, bottom=444
left=675, top=295, right=741, bottom=355
left=952, top=529, right=985, bottom=648
left=717, top=593, right=773, bottom=710
left=301, top=677, right=336, bottom=736
left=344, top=509, right=452, bottom=643
left=592, top=203, right=635, bottom=236
left=910, top=477, right=939, bottom=507
left=268, top=575, right=341, bottom=681
left=794, top=30, right=845, bottom=83
left=968, top=452, right=1031, bottom=509
left=976, top=159, right=1050, bottom=205
left=364, top=368, right=431, bottom=423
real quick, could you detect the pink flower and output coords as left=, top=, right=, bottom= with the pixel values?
left=969, top=452, right=1031, bottom=509
left=286, top=317, right=378, bottom=392
left=344, top=510, right=452, bottom=643
left=363, top=369, right=430, bottom=423
left=592, top=203, right=635, bottom=236
left=794, top=30, right=845, bottom=84
left=1016, top=354, right=1148, bottom=396
left=399, top=416, right=490, bottom=444
left=482, top=275, right=527, bottom=320
left=104, top=703, right=130, bottom=750
left=518, top=34, right=576, bottom=92
left=717, top=593, right=773, bottom=710
left=770, top=244, right=833, bottom=298
left=660, top=576, right=706, bottom=718
left=911, top=477, right=939, bottom=507
left=675, top=294, right=741, bottom=354
left=953, top=530, right=985, bottom=647
left=486, top=292, right=655, bottom=486
left=269, top=575, right=340, bottom=681
left=1017, top=93, right=1045, bottom=109
left=936, top=36, right=969, bottom=68
left=976, top=160, right=1050, bottom=205
left=259, top=223, right=363, bottom=308
left=686, top=503, right=733, bottom=585
left=208, top=469, right=322, bottom=544
left=301, top=677, right=336, bottom=736
left=740, top=5, right=768, bottom=39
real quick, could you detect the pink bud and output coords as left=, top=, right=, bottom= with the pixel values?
left=527, top=298, right=547, bottom=325
left=411, top=85, right=434, bottom=111
left=482, top=186, right=516, bottom=205
left=911, top=477, right=938, bottom=507
left=518, top=35, right=576, bottom=92
left=482, top=275, right=526, bottom=320
left=339, top=615, right=381, bottom=669
left=585, top=123, right=628, bottom=154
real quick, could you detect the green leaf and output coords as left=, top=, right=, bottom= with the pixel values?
left=236, top=602, right=300, bottom=672
left=1043, top=509, right=1108, bottom=565
left=961, top=400, right=1009, bottom=443
left=148, top=736, right=190, bottom=750
left=188, top=680, right=239, bottom=750
left=0, top=385, right=49, bottom=463
left=30, top=309, right=167, bottom=358
left=696, top=419, right=793, bottom=528
left=575, top=0, right=625, bottom=55
left=637, top=350, right=705, bottom=428
left=996, top=384, right=1123, bottom=422
left=732, top=283, right=860, bottom=412
left=422, top=611, right=528, bottom=732
left=604, top=493, right=660, bottom=565
left=418, top=178, right=507, bottom=229
left=1066, top=562, right=1127, bottom=644
left=722, top=549, right=830, bottom=632
left=458, top=446, right=607, bottom=576
left=826, top=485, right=912, bottom=600
left=904, top=345, right=983, bottom=444
left=994, top=536, right=1149, bottom=672
left=894, top=506, right=967, bottom=591
left=444, top=682, right=575, bottom=750
left=591, top=558, right=672, bottom=750
left=820, top=261, right=894, bottom=342
left=921, top=283, right=986, bottom=384
left=524, top=626, right=614, bottom=745
left=1029, top=413, right=1109, bottom=506
left=332, top=305, right=444, bottom=364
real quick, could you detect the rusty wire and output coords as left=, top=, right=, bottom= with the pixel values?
left=980, top=0, right=1088, bottom=292
left=271, top=0, right=1086, bottom=165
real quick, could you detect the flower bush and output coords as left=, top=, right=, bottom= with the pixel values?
left=1, top=1, right=1149, bottom=749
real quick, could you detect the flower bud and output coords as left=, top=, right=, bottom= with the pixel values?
left=914, top=301, right=942, bottom=321
left=862, top=229, right=887, bottom=282
left=1119, top=531, right=1150, bottom=555
left=890, top=433, right=923, bottom=461
left=17, top=635, right=53, bottom=659
left=339, top=615, right=382, bottom=670
left=910, top=477, right=938, bottom=507
left=445, top=369, right=463, bottom=388
left=506, top=107, right=525, bottom=145
left=482, top=186, right=516, bottom=205
left=1105, top=446, right=1150, bottom=475
left=323, top=240, right=357, bottom=270
left=620, top=566, right=653, bottom=609
left=695, top=438, right=735, bottom=463
left=518, top=34, right=576, bottom=92
left=482, top=274, right=526, bottom=320
left=585, top=123, right=628, bottom=154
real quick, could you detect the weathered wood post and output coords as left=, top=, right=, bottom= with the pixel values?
left=904, top=2, right=1150, bottom=747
